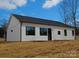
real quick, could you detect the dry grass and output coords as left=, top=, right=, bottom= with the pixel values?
left=0, top=38, right=79, bottom=58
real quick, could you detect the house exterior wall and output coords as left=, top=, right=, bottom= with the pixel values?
left=52, top=27, right=75, bottom=40
left=22, top=23, right=49, bottom=41
left=21, top=23, right=75, bottom=41
left=7, top=16, right=75, bottom=41
left=7, top=16, right=21, bottom=41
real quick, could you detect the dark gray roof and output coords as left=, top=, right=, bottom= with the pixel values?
left=13, top=14, right=73, bottom=28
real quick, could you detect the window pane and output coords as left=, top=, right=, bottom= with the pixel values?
left=72, top=30, right=74, bottom=36
left=58, top=31, right=61, bottom=35
left=64, top=30, right=67, bottom=36
left=11, top=30, right=13, bottom=32
left=40, top=28, right=48, bottom=36
left=26, top=26, right=35, bottom=35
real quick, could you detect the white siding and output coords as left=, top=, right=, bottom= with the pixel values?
left=53, top=29, right=64, bottom=40
left=7, top=16, right=20, bottom=41
left=7, top=17, right=75, bottom=41
left=63, top=29, right=75, bottom=40
left=21, top=23, right=75, bottom=41
left=53, top=28, right=75, bottom=40
left=22, top=23, right=48, bottom=41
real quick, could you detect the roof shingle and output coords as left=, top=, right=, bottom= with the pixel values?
left=13, top=14, right=73, bottom=28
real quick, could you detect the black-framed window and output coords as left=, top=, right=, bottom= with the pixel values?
left=72, top=30, right=74, bottom=36
left=58, top=31, right=61, bottom=35
left=64, top=29, right=67, bottom=36
left=26, top=26, right=35, bottom=35
left=40, top=28, right=48, bottom=36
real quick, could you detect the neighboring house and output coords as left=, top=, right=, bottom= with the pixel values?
left=7, top=14, right=75, bottom=41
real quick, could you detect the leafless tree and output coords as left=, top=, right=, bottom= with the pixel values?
left=59, top=0, right=79, bottom=39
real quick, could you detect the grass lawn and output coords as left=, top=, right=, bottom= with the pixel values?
left=0, top=38, right=79, bottom=58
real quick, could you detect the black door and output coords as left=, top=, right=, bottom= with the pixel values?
left=48, top=28, right=52, bottom=41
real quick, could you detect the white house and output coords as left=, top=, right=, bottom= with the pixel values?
left=7, top=14, right=75, bottom=41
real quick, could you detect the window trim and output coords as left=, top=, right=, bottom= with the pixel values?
left=40, top=28, right=48, bottom=36
left=11, top=30, right=13, bottom=32
left=26, top=26, right=35, bottom=36
left=72, top=30, right=74, bottom=36
left=58, top=31, right=61, bottom=35
left=64, top=29, right=67, bottom=36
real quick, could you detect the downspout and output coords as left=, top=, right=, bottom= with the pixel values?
left=20, top=22, right=22, bottom=42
